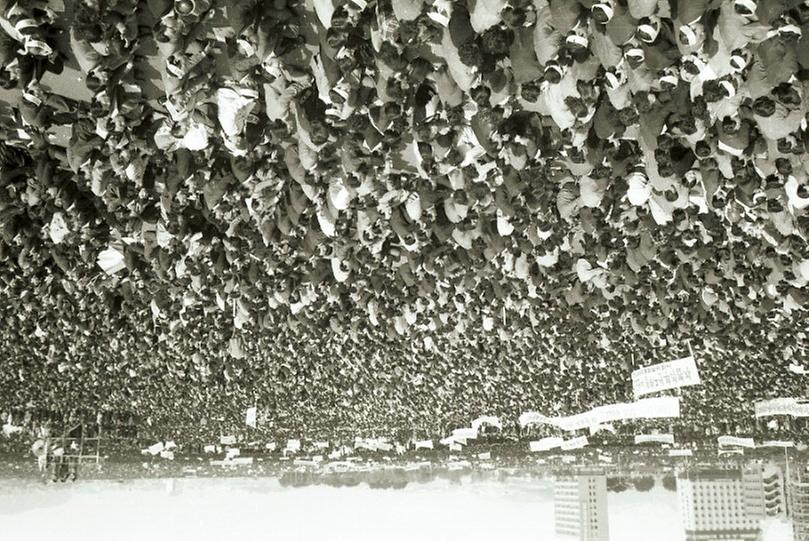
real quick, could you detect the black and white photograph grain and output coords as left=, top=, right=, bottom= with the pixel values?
left=0, top=0, right=807, bottom=540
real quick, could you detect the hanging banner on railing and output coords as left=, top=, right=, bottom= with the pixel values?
left=632, top=356, right=701, bottom=398
left=759, top=440, right=795, bottom=448
left=718, top=436, right=755, bottom=448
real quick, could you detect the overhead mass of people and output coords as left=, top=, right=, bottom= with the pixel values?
left=1, top=0, right=808, bottom=437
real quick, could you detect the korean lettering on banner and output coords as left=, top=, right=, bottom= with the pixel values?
left=632, top=356, right=701, bottom=398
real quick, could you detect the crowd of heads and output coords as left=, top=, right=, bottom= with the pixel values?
left=0, top=0, right=808, bottom=435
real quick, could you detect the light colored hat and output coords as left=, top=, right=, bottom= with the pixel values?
left=637, top=20, right=660, bottom=43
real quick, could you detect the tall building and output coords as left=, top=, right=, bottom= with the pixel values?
left=554, top=475, right=610, bottom=541
left=788, top=462, right=809, bottom=541
left=676, top=467, right=765, bottom=541
left=762, top=465, right=787, bottom=517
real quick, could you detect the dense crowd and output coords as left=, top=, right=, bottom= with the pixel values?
left=0, top=0, right=808, bottom=437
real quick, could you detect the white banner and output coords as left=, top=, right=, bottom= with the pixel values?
left=759, top=440, right=795, bottom=448
left=635, top=434, right=675, bottom=445
left=632, top=356, right=701, bottom=398
left=561, top=436, right=589, bottom=451
left=452, top=427, right=478, bottom=440
left=755, top=398, right=809, bottom=418
left=414, top=440, right=434, bottom=450
left=521, top=397, right=680, bottom=432
left=440, top=436, right=459, bottom=446
left=519, top=411, right=552, bottom=427
left=355, top=437, right=391, bottom=451
left=669, top=449, right=693, bottom=457
left=529, top=437, right=564, bottom=452
left=718, top=436, right=755, bottom=448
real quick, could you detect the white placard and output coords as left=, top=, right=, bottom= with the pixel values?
left=449, top=443, right=463, bottom=452
left=635, top=434, right=675, bottom=445
left=220, top=435, right=236, bottom=445
left=203, top=444, right=216, bottom=453
left=414, top=440, right=434, bottom=450
left=286, top=439, right=301, bottom=452
left=632, top=356, right=701, bottom=398
left=245, top=406, right=257, bottom=428
left=718, top=436, right=755, bottom=448
left=147, top=442, right=164, bottom=455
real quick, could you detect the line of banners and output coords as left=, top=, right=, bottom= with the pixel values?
left=519, top=396, right=681, bottom=432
